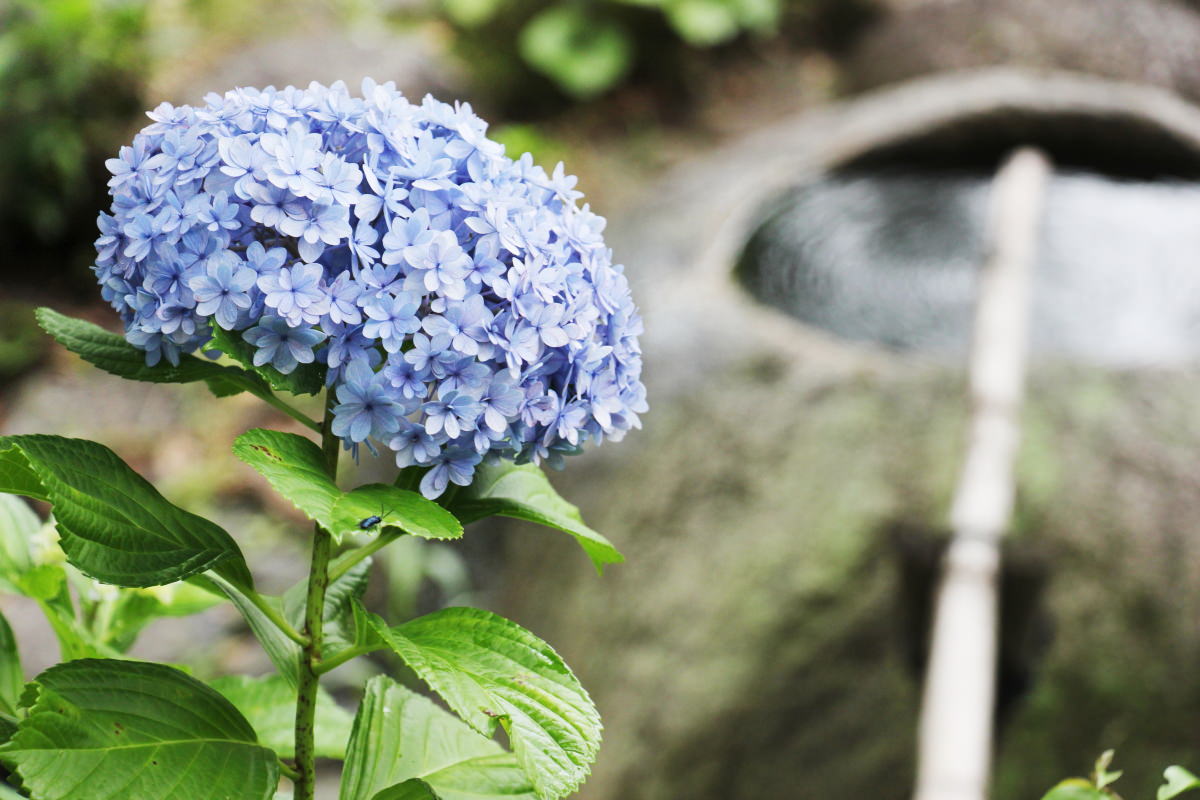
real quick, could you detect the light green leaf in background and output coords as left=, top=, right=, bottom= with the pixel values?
left=1039, top=780, right=1108, bottom=800
left=1160, top=766, right=1200, bottom=800
left=0, top=611, right=21, bottom=718
left=0, top=659, right=279, bottom=800
left=211, top=674, right=354, bottom=759
left=449, top=462, right=621, bottom=573
left=360, top=606, right=600, bottom=799
left=0, top=494, right=35, bottom=590
left=340, top=677, right=535, bottom=800
left=518, top=6, right=632, bottom=98
left=0, top=435, right=253, bottom=589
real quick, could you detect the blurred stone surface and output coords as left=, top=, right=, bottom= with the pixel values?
left=847, top=0, right=1200, bottom=103
left=160, top=25, right=464, bottom=107
left=483, top=70, right=1200, bottom=800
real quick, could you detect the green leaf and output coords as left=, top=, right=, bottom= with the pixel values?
left=664, top=0, right=740, bottom=45
left=0, top=781, right=23, bottom=800
left=340, top=677, right=535, bottom=800
left=371, top=780, right=442, bottom=800
left=0, top=435, right=253, bottom=589
left=1040, top=780, right=1108, bottom=800
left=235, top=430, right=461, bottom=543
left=210, top=674, right=354, bottom=760
left=35, top=307, right=274, bottom=403
left=0, top=659, right=279, bottom=800
left=333, top=485, right=462, bottom=542
left=518, top=6, right=631, bottom=98
left=1160, top=767, right=1200, bottom=800
left=233, top=428, right=339, bottom=528
left=360, top=607, right=600, bottom=799
left=198, top=574, right=300, bottom=688
left=0, top=612, right=22, bottom=717
left=448, top=462, right=621, bottom=573
left=205, top=323, right=323, bottom=397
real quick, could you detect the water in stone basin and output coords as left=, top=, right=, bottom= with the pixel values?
left=741, top=170, right=1200, bottom=366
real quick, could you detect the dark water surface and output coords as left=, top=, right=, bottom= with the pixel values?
left=740, top=170, right=1200, bottom=366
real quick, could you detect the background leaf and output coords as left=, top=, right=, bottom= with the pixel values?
left=449, top=462, right=621, bottom=573
left=361, top=607, right=600, bottom=799
left=518, top=6, right=631, bottom=98
left=1161, top=767, right=1200, bottom=800
left=1040, top=780, right=1108, bottom=800
left=0, top=659, right=279, bottom=800
left=0, top=435, right=252, bottom=589
left=0, top=612, right=22, bottom=718
left=0, top=495, right=35, bottom=591
left=340, top=677, right=535, bottom=800
left=210, top=674, right=354, bottom=760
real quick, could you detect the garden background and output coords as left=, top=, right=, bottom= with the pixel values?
left=6, top=0, right=1200, bottom=797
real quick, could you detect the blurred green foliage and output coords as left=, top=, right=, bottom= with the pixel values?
left=441, top=0, right=786, bottom=102
left=0, top=0, right=148, bottom=290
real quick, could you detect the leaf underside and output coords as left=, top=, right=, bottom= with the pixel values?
left=449, top=462, right=621, bottom=573
left=360, top=606, right=600, bottom=800
left=340, top=677, right=535, bottom=800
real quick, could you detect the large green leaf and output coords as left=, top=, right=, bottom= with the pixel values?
left=0, top=659, right=279, bottom=800
left=0, top=612, right=21, bottom=718
left=210, top=674, right=354, bottom=760
left=35, top=307, right=273, bottom=402
left=371, top=780, right=441, bottom=800
left=360, top=607, right=600, bottom=800
left=234, top=430, right=461, bottom=543
left=1161, top=767, right=1200, bottom=800
left=340, top=677, right=535, bottom=800
left=0, top=436, right=252, bottom=589
left=448, top=462, right=621, bottom=573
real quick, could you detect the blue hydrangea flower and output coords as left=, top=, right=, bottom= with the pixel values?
left=93, top=79, right=646, bottom=498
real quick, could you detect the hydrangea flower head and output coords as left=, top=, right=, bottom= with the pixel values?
left=93, top=80, right=646, bottom=497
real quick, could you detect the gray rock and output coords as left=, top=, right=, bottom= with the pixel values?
left=486, top=70, right=1200, bottom=799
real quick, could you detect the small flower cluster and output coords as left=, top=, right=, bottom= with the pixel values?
left=93, top=80, right=645, bottom=497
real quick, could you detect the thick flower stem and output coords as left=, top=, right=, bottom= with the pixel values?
left=294, top=394, right=340, bottom=800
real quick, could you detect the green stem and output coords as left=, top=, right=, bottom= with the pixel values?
left=314, top=643, right=378, bottom=676
left=244, top=588, right=309, bottom=647
left=293, top=393, right=340, bottom=800
left=252, top=389, right=321, bottom=433
left=278, top=760, right=301, bottom=782
left=328, top=530, right=401, bottom=584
